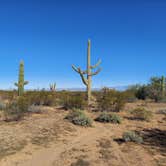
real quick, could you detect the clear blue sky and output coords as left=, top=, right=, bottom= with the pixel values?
left=0, top=0, right=165, bottom=89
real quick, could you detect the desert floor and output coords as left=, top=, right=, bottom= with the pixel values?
left=0, top=102, right=165, bottom=166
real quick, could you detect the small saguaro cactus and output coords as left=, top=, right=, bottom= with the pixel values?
left=50, top=83, right=56, bottom=92
left=72, top=40, right=101, bottom=106
left=161, top=75, right=165, bottom=97
left=14, top=60, right=29, bottom=96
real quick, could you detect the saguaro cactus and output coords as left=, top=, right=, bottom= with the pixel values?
left=15, top=60, right=29, bottom=96
left=72, top=40, right=101, bottom=106
left=50, top=83, right=56, bottom=92
left=161, top=75, right=165, bottom=97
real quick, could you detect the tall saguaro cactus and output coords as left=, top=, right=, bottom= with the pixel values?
left=161, top=75, right=165, bottom=97
left=15, top=60, right=29, bottom=96
left=72, top=40, right=101, bottom=106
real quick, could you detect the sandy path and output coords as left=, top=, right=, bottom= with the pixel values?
left=2, top=122, right=155, bottom=166
left=18, top=123, right=111, bottom=166
left=1, top=103, right=164, bottom=166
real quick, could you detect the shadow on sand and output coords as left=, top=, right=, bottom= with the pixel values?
left=141, top=128, right=166, bottom=155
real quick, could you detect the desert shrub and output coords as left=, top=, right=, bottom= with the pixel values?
left=71, top=158, right=90, bottom=166
left=61, top=92, right=87, bottom=110
left=0, top=90, right=17, bottom=101
left=97, top=88, right=126, bottom=112
left=135, top=85, right=149, bottom=100
left=95, top=112, right=111, bottom=123
left=3, top=96, right=29, bottom=121
left=28, top=105, right=44, bottom=114
left=65, top=109, right=92, bottom=127
left=131, top=107, right=153, bottom=121
left=157, top=109, right=166, bottom=115
left=25, top=91, right=57, bottom=106
left=123, top=131, right=143, bottom=143
left=0, top=101, right=6, bottom=111
left=65, top=109, right=83, bottom=121
left=123, top=85, right=140, bottom=102
left=147, top=77, right=165, bottom=102
left=135, top=76, right=166, bottom=102
left=95, top=112, right=122, bottom=124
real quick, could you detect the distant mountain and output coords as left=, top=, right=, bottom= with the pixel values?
left=56, top=85, right=129, bottom=91
left=2, top=85, right=129, bottom=91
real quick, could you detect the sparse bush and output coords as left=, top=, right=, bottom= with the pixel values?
left=25, top=91, right=57, bottom=106
left=135, top=85, right=149, bottom=100
left=97, top=88, right=126, bottom=112
left=123, top=131, right=143, bottom=143
left=71, top=158, right=90, bottom=166
left=0, top=101, right=6, bottom=111
left=3, top=96, right=29, bottom=121
left=65, top=109, right=92, bottom=127
left=123, top=85, right=140, bottom=102
left=61, top=92, right=87, bottom=110
left=0, top=90, right=17, bottom=101
left=95, top=112, right=122, bottom=124
left=95, top=112, right=111, bottom=123
left=158, top=109, right=166, bottom=115
left=131, top=108, right=153, bottom=121
left=109, top=113, right=122, bottom=124
left=65, top=109, right=83, bottom=121
left=28, top=105, right=44, bottom=114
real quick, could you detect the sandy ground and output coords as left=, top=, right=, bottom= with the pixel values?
left=0, top=102, right=165, bottom=166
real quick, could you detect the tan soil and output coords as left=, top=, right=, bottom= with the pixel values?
left=0, top=102, right=165, bottom=166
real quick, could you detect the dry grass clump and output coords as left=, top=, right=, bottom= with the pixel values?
left=122, top=131, right=143, bottom=144
left=70, top=158, right=90, bottom=166
left=65, top=109, right=92, bottom=127
left=95, top=112, right=122, bottom=124
left=130, top=107, right=153, bottom=121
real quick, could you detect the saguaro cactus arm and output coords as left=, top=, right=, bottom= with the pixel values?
left=72, top=65, right=80, bottom=73
left=72, top=65, right=88, bottom=85
left=72, top=65, right=88, bottom=74
left=14, top=83, right=18, bottom=87
left=24, top=81, right=29, bottom=85
left=90, top=59, right=101, bottom=69
left=80, top=73, right=88, bottom=85
left=14, top=60, right=29, bottom=96
left=89, top=67, right=102, bottom=76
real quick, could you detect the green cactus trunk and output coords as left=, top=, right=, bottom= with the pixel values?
left=15, top=61, right=28, bottom=96
left=161, top=76, right=165, bottom=97
left=87, top=40, right=92, bottom=105
left=72, top=40, right=101, bottom=106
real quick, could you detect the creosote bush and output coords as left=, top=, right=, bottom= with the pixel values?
left=24, top=91, right=57, bottom=106
left=71, top=158, right=90, bottom=166
left=123, top=131, right=143, bottom=144
left=61, top=92, right=87, bottom=110
left=97, top=88, right=126, bottom=112
left=65, top=109, right=92, bottom=127
left=95, top=112, right=122, bottom=124
left=0, top=101, right=6, bottom=111
left=3, top=96, right=29, bottom=121
left=131, top=107, right=153, bottom=121
left=28, top=105, right=44, bottom=114
left=158, top=109, right=166, bottom=115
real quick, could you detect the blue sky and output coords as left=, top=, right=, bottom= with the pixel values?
left=0, top=0, right=165, bottom=89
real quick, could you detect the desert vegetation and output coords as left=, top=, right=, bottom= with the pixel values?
left=0, top=41, right=165, bottom=166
